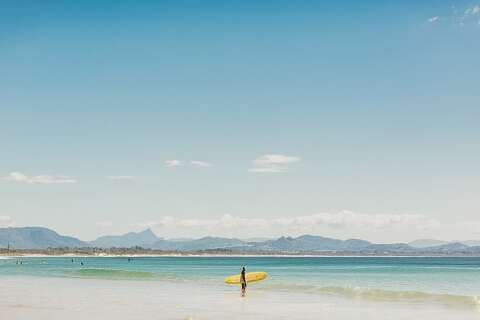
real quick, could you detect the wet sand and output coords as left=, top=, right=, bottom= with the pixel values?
left=0, top=276, right=477, bottom=320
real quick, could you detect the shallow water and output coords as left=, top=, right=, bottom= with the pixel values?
left=1, top=256, right=480, bottom=319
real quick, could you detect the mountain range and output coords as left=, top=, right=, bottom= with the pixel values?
left=0, top=227, right=87, bottom=249
left=2, top=226, right=480, bottom=254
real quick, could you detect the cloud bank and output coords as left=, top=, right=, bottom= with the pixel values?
left=135, top=210, right=438, bottom=239
left=249, top=154, right=300, bottom=173
left=190, top=160, right=212, bottom=168
left=2, top=172, right=77, bottom=184
left=164, top=160, right=212, bottom=168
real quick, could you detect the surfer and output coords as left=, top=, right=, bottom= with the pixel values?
left=240, top=267, right=247, bottom=297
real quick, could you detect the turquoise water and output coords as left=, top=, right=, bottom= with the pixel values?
left=2, top=256, right=480, bottom=306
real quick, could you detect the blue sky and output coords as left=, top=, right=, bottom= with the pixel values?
left=1, top=1, right=479, bottom=241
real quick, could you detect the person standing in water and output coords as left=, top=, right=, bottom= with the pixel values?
left=240, top=267, right=247, bottom=297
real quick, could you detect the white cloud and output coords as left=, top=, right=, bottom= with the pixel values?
left=96, top=221, right=113, bottom=227
left=165, top=160, right=213, bottom=168
left=465, top=5, right=480, bottom=15
left=190, top=160, right=212, bottom=168
left=107, top=175, right=135, bottom=180
left=428, top=16, right=439, bottom=23
left=454, top=4, right=480, bottom=26
left=2, top=172, right=77, bottom=184
left=253, top=154, right=300, bottom=166
left=165, top=160, right=183, bottom=167
left=272, top=211, right=438, bottom=231
left=0, top=216, right=14, bottom=227
left=249, top=154, right=300, bottom=173
left=136, top=214, right=268, bottom=231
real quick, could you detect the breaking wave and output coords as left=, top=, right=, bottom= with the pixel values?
left=260, top=283, right=480, bottom=307
left=318, top=286, right=480, bottom=306
left=68, top=268, right=154, bottom=280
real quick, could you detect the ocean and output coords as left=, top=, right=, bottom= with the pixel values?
left=1, top=256, right=479, bottom=319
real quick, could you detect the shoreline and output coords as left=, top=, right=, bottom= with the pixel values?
left=3, top=253, right=480, bottom=258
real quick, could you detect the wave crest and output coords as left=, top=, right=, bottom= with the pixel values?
left=261, top=283, right=480, bottom=307
left=69, top=268, right=154, bottom=280
left=319, top=286, right=480, bottom=306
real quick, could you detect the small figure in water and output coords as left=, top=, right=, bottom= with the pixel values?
left=240, top=266, right=247, bottom=297
left=71, top=259, right=74, bottom=263
left=128, top=257, right=131, bottom=262
left=80, top=261, right=84, bottom=266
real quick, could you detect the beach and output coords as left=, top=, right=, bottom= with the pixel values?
left=1, top=256, right=479, bottom=319
left=2, top=276, right=478, bottom=320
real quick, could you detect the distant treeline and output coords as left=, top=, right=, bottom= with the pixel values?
left=0, top=246, right=253, bottom=256
left=2, top=246, right=480, bottom=257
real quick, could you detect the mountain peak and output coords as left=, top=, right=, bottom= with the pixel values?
left=139, top=228, right=156, bottom=236
left=89, top=228, right=159, bottom=248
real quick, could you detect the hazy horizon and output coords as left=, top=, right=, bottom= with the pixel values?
left=1, top=1, right=479, bottom=243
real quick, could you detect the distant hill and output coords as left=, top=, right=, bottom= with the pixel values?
left=409, top=239, right=480, bottom=248
left=0, top=227, right=87, bottom=249
left=152, top=236, right=245, bottom=251
left=409, top=239, right=448, bottom=248
left=421, top=242, right=470, bottom=254
left=256, top=235, right=371, bottom=252
left=90, top=229, right=159, bottom=248
left=459, top=240, right=480, bottom=247
left=3, top=226, right=480, bottom=255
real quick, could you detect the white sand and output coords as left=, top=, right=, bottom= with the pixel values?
left=0, top=276, right=477, bottom=320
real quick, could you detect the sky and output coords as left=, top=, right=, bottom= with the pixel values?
left=1, top=1, right=479, bottom=242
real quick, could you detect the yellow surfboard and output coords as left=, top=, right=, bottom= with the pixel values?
left=224, top=271, right=268, bottom=284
